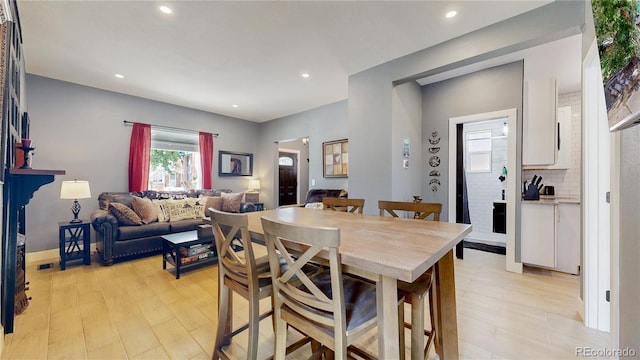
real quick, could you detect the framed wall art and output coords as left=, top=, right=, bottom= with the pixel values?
left=218, top=151, right=253, bottom=176
left=323, top=139, right=348, bottom=178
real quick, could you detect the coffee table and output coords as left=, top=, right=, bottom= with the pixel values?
left=162, top=230, right=217, bottom=279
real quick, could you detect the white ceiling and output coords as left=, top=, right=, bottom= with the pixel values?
left=19, top=1, right=558, bottom=123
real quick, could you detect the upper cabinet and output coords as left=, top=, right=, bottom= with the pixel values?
left=523, top=78, right=557, bottom=166
left=546, top=105, right=572, bottom=169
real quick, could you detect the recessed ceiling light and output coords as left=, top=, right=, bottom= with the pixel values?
left=159, top=5, right=172, bottom=14
left=232, top=104, right=239, bottom=108
left=301, top=73, right=310, bottom=78
left=446, top=10, right=457, bottom=18
left=115, top=74, right=125, bottom=79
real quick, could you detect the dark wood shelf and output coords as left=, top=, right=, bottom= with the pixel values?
left=9, top=168, right=66, bottom=176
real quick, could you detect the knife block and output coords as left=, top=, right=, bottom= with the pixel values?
left=523, top=184, right=540, bottom=200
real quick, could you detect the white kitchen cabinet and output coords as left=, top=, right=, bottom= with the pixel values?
left=556, top=203, right=580, bottom=274
left=521, top=203, right=556, bottom=268
left=544, top=105, right=572, bottom=169
left=521, top=201, right=581, bottom=273
left=523, top=78, right=557, bottom=166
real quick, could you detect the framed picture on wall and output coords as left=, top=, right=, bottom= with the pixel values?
left=323, top=139, right=348, bottom=178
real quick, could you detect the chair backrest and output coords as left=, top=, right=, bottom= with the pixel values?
left=303, top=189, right=347, bottom=204
left=261, top=217, right=347, bottom=337
left=210, top=208, right=268, bottom=289
left=378, top=200, right=442, bottom=221
left=322, top=197, right=365, bottom=214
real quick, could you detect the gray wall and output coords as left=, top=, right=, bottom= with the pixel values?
left=421, top=61, right=523, bottom=221
left=25, top=74, right=260, bottom=252
left=348, top=66, right=394, bottom=212
left=257, top=101, right=348, bottom=209
left=618, top=125, right=640, bottom=353
left=391, top=82, right=423, bottom=202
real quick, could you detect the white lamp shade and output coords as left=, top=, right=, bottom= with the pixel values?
left=60, top=180, right=92, bottom=200
left=248, top=179, right=261, bottom=191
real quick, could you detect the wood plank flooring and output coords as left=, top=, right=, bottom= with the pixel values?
left=1, top=249, right=609, bottom=359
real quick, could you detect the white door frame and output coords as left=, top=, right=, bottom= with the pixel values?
left=582, top=39, right=610, bottom=332
left=448, top=108, right=522, bottom=273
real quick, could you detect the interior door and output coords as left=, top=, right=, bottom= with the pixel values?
left=455, top=123, right=467, bottom=259
left=278, top=152, right=297, bottom=206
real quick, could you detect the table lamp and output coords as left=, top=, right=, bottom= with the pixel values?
left=60, top=180, right=92, bottom=223
left=248, top=179, right=261, bottom=192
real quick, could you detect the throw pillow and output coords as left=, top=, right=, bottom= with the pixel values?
left=193, top=197, right=207, bottom=218
left=152, top=199, right=171, bottom=222
left=221, top=192, right=243, bottom=213
left=203, top=196, right=224, bottom=217
left=131, top=196, right=158, bottom=224
left=304, top=202, right=324, bottom=210
left=186, top=198, right=201, bottom=217
left=109, top=202, right=143, bottom=225
left=166, top=199, right=198, bottom=221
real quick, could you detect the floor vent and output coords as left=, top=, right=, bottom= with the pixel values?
left=38, top=263, right=53, bottom=270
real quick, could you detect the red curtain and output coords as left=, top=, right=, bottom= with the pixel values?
left=199, top=132, right=214, bottom=189
left=128, top=122, right=151, bottom=192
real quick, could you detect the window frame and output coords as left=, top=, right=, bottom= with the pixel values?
left=465, top=130, right=492, bottom=173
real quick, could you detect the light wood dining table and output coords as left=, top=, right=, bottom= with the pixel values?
left=244, top=207, right=472, bottom=359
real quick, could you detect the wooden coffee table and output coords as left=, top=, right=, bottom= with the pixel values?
left=162, top=230, right=217, bottom=279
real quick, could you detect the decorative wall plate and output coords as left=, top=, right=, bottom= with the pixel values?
left=431, top=184, right=439, bottom=192
left=428, top=147, right=440, bottom=153
left=432, top=130, right=439, bottom=138
left=429, top=178, right=441, bottom=186
left=428, top=137, right=440, bottom=145
left=429, top=170, right=441, bottom=177
left=428, top=156, right=440, bottom=167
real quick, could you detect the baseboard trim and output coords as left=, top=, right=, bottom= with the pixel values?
left=463, top=240, right=507, bottom=255
left=0, top=324, right=4, bottom=358
left=26, top=243, right=98, bottom=265
left=577, top=298, right=585, bottom=323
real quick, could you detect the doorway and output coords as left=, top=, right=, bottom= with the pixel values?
left=458, top=118, right=509, bottom=251
left=275, top=138, right=310, bottom=207
left=278, top=151, right=298, bottom=206
left=448, top=109, right=521, bottom=273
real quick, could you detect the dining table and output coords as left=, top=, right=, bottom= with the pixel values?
left=244, top=207, right=472, bottom=359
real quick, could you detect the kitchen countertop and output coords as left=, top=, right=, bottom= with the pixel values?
left=522, top=195, right=581, bottom=205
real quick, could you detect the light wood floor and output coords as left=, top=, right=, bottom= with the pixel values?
left=1, top=249, right=609, bottom=359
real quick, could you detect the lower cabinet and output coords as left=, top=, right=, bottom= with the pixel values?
left=521, top=203, right=556, bottom=268
left=521, top=202, right=581, bottom=274
left=556, top=203, right=581, bottom=274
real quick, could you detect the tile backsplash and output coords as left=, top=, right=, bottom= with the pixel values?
left=523, top=91, right=581, bottom=198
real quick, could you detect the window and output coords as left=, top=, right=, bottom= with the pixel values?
left=465, top=130, right=492, bottom=172
left=279, top=156, right=294, bottom=166
left=149, top=129, right=201, bottom=190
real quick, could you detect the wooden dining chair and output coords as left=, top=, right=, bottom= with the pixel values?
left=211, top=209, right=318, bottom=360
left=322, top=197, right=365, bottom=214
left=210, top=208, right=274, bottom=359
left=378, top=200, right=442, bottom=360
left=378, top=200, right=441, bottom=221
left=261, top=216, right=392, bottom=359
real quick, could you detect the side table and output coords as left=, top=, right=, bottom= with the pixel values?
left=58, top=221, right=91, bottom=270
